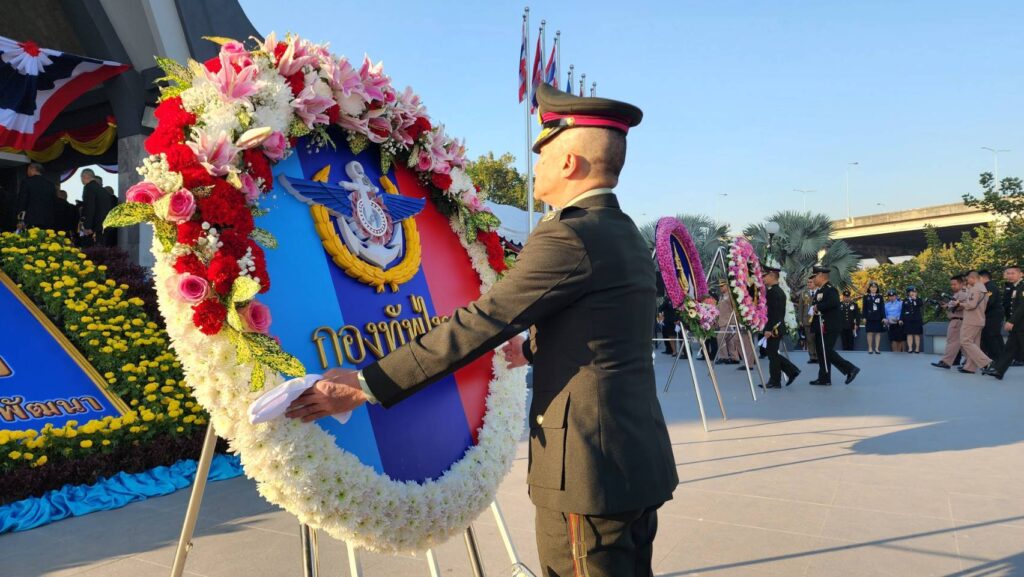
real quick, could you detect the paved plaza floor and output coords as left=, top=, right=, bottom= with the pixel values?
left=4, top=349, right=1023, bottom=576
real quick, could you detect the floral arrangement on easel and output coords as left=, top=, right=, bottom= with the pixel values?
left=655, top=217, right=718, bottom=340
left=103, top=34, right=526, bottom=554
left=726, top=236, right=768, bottom=331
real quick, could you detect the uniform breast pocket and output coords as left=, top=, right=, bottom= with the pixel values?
left=527, top=392, right=570, bottom=491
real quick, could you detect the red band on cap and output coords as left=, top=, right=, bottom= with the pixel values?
left=540, top=113, right=631, bottom=133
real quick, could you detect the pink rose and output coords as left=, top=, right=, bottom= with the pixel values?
left=173, top=273, right=209, bottom=303
left=240, top=173, right=261, bottom=203
left=166, top=188, right=196, bottom=223
left=240, top=300, right=272, bottom=334
left=126, top=182, right=162, bottom=204
left=416, top=149, right=433, bottom=172
left=262, top=131, right=287, bottom=161
left=466, top=195, right=482, bottom=212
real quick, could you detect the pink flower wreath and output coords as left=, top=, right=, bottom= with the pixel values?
left=726, top=236, right=768, bottom=331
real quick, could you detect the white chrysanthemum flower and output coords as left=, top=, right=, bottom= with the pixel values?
left=251, top=68, right=294, bottom=135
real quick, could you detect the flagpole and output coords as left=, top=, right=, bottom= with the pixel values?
left=539, top=20, right=549, bottom=216
left=591, top=81, right=596, bottom=97
left=555, top=31, right=561, bottom=89
left=524, top=7, right=535, bottom=233
left=567, top=64, right=574, bottom=93
left=580, top=73, right=586, bottom=97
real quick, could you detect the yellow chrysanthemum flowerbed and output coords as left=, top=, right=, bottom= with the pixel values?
left=0, top=229, right=208, bottom=503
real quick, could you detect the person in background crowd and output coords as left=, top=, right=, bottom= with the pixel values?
left=54, top=190, right=78, bottom=238
left=763, top=266, right=800, bottom=388
left=959, top=270, right=993, bottom=374
left=716, top=280, right=739, bottom=364
left=660, top=296, right=678, bottom=356
left=700, top=293, right=719, bottom=361
left=985, top=265, right=1024, bottom=380
left=978, top=270, right=1004, bottom=360
left=884, top=290, right=905, bottom=352
left=16, top=162, right=56, bottom=230
left=1000, top=268, right=1024, bottom=367
left=933, top=274, right=968, bottom=369
left=800, top=277, right=819, bottom=364
left=0, top=183, right=19, bottom=232
left=901, top=286, right=924, bottom=353
left=101, top=185, right=119, bottom=247
left=862, top=282, right=885, bottom=354
left=81, top=170, right=114, bottom=246
left=840, top=290, right=860, bottom=351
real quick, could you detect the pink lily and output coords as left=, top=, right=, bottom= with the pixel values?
left=186, top=129, right=240, bottom=177
left=291, top=85, right=335, bottom=128
left=276, top=37, right=318, bottom=77
left=358, top=56, right=392, bottom=103
left=204, top=53, right=259, bottom=103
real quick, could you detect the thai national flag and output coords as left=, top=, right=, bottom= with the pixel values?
left=517, top=21, right=528, bottom=103
left=0, top=35, right=129, bottom=149
left=544, top=42, right=558, bottom=90
left=529, top=34, right=543, bottom=113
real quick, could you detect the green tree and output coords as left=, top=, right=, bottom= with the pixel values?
left=963, top=172, right=1024, bottom=266
left=639, top=214, right=729, bottom=282
left=465, top=152, right=527, bottom=210
left=744, top=211, right=861, bottom=312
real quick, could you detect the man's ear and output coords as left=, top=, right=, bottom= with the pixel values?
left=561, top=152, right=577, bottom=177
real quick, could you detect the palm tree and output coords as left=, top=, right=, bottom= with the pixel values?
left=639, top=213, right=729, bottom=271
left=744, top=211, right=860, bottom=311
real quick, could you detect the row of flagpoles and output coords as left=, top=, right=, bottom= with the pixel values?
left=518, top=7, right=596, bottom=232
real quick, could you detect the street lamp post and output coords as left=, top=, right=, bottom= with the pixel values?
left=793, top=189, right=815, bottom=212
left=763, top=221, right=780, bottom=263
left=981, top=147, right=1010, bottom=191
left=845, top=162, right=859, bottom=221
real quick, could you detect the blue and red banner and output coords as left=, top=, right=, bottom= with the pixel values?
left=259, top=129, right=492, bottom=483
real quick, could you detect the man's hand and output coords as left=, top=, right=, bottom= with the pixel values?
left=285, top=368, right=366, bottom=423
left=1006, top=322, right=1014, bottom=332
left=502, top=335, right=528, bottom=369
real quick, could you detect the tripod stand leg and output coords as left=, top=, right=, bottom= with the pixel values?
left=464, top=525, right=486, bottom=577
left=426, top=549, right=441, bottom=577
left=737, top=327, right=758, bottom=401
left=663, top=341, right=684, bottom=393
left=170, top=425, right=218, bottom=577
left=346, top=542, right=364, bottom=577
left=300, top=524, right=319, bottom=577
left=700, top=340, right=727, bottom=420
left=747, top=331, right=767, bottom=386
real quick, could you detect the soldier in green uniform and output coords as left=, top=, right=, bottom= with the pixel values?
left=763, top=265, right=800, bottom=388
left=808, top=265, right=861, bottom=386
left=287, top=82, right=677, bottom=577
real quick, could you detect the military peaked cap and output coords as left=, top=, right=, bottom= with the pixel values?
left=533, top=83, right=643, bottom=153
left=812, top=265, right=831, bottom=274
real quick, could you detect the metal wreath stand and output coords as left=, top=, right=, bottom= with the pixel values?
left=170, top=425, right=535, bottom=577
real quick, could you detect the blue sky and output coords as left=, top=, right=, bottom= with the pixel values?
left=239, top=0, right=1024, bottom=231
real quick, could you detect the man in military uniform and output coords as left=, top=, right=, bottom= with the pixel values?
left=715, top=279, right=740, bottom=364
left=808, top=266, right=860, bottom=385
left=978, top=270, right=1004, bottom=360
left=985, top=265, right=1024, bottom=380
left=799, top=277, right=819, bottom=364
left=287, top=83, right=677, bottom=576
left=839, top=290, right=860, bottom=351
left=763, top=265, right=799, bottom=388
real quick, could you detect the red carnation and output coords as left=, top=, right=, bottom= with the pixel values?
left=249, top=242, right=271, bottom=293
left=207, top=253, right=241, bottom=295
left=243, top=149, right=273, bottom=190
left=196, top=181, right=255, bottom=236
left=477, top=230, right=508, bottom=273
left=163, top=143, right=198, bottom=172
left=286, top=72, right=304, bottom=96
left=273, top=42, right=288, bottom=63
left=408, top=116, right=432, bottom=141
left=430, top=172, right=453, bottom=191
left=192, top=299, right=227, bottom=335
left=326, top=104, right=341, bottom=124
left=177, top=222, right=205, bottom=245
left=204, top=57, right=222, bottom=73
left=153, top=97, right=195, bottom=131
left=174, top=253, right=207, bottom=278
left=178, top=165, right=217, bottom=189
left=218, top=228, right=249, bottom=258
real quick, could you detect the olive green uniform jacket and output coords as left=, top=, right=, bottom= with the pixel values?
left=363, top=194, right=678, bottom=515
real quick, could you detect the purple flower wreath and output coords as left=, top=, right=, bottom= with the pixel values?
left=655, top=217, right=708, bottom=308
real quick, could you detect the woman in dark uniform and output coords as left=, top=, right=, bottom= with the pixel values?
left=862, top=281, right=885, bottom=354
left=901, top=286, right=924, bottom=353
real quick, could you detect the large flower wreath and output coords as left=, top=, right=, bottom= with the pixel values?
left=105, top=34, right=525, bottom=553
left=655, top=217, right=717, bottom=340
left=726, top=236, right=768, bottom=331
